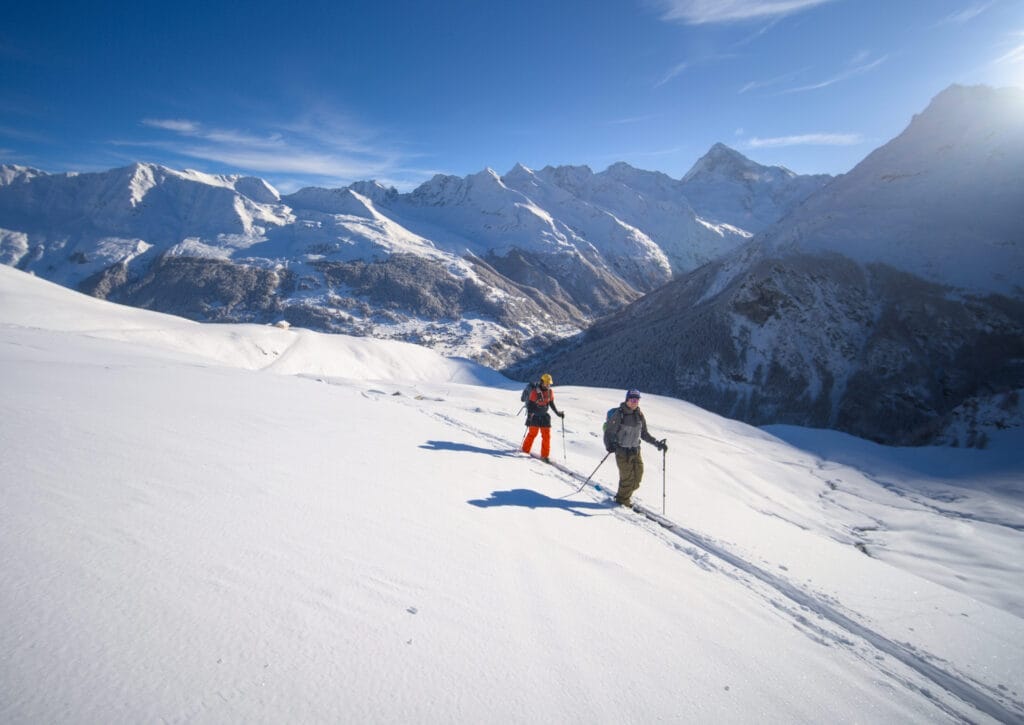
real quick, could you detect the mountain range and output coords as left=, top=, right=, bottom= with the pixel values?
left=2, top=83, right=1022, bottom=445
left=0, top=136, right=825, bottom=368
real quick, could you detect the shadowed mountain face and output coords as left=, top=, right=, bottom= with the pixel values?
left=511, top=247, right=1024, bottom=445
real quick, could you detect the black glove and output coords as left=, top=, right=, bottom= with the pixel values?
left=606, top=445, right=616, bottom=454
left=657, top=439, right=668, bottom=452
left=557, top=411, right=565, bottom=419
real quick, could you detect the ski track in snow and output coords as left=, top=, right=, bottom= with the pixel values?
left=404, top=397, right=1024, bottom=725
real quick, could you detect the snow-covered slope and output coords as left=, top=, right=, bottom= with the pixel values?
left=760, top=84, right=1024, bottom=296
left=0, top=265, right=503, bottom=385
left=2, top=265, right=1022, bottom=723
left=495, top=163, right=675, bottom=286
left=524, top=161, right=761, bottom=274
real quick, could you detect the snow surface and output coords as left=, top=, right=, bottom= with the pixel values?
left=2, top=265, right=1023, bottom=723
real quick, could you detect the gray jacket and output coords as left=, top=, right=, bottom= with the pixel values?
left=604, top=403, right=659, bottom=452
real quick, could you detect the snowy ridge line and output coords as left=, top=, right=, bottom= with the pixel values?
left=423, top=407, right=1024, bottom=724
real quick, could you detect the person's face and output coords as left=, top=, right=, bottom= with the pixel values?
left=626, top=397, right=640, bottom=407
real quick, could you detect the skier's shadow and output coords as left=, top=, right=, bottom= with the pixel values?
left=420, top=440, right=516, bottom=458
left=468, top=489, right=611, bottom=517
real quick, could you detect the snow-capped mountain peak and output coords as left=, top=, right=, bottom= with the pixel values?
left=679, top=143, right=831, bottom=231
left=0, top=161, right=294, bottom=291
left=500, top=163, right=542, bottom=194
left=282, top=186, right=376, bottom=216
left=407, top=172, right=471, bottom=206
left=469, top=166, right=505, bottom=188
left=344, top=180, right=397, bottom=206
left=506, top=161, right=535, bottom=177
left=759, top=84, right=1024, bottom=296
left=0, top=164, right=44, bottom=186
left=683, top=142, right=796, bottom=184
left=535, top=164, right=595, bottom=196
left=232, top=175, right=281, bottom=204
left=605, top=160, right=641, bottom=176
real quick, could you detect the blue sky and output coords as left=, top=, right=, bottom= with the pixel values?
left=2, top=0, right=1022, bottom=193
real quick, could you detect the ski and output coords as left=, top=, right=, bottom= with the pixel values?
left=524, top=452, right=638, bottom=509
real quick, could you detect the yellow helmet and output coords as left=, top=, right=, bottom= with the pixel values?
left=540, top=373, right=553, bottom=385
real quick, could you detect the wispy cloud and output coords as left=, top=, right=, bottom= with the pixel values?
left=607, top=113, right=662, bottom=125
left=847, top=49, right=873, bottom=66
left=129, top=113, right=425, bottom=189
left=0, top=123, right=52, bottom=144
left=744, top=132, right=864, bottom=148
left=935, top=1, right=998, bottom=26
left=996, top=44, right=1024, bottom=64
left=654, top=52, right=738, bottom=88
left=142, top=119, right=201, bottom=134
left=654, top=61, right=691, bottom=88
left=780, top=53, right=887, bottom=93
left=739, top=66, right=810, bottom=94
left=732, top=17, right=783, bottom=47
left=993, top=34, right=1024, bottom=65
left=592, top=144, right=689, bottom=164
left=653, top=0, right=834, bottom=25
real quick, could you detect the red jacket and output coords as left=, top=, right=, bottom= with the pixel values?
left=530, top=386, right=555, bottom=409
left=526, top=385, right=561, bottom=427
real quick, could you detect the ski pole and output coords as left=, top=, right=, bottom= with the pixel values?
left=662, top=447, right=667, bottom=515
left=561, top=416, right=567, bottom=463
left=574, top=451, right=611, bottom=494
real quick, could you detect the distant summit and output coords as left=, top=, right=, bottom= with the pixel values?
left=0, top=164, right=44, bottom=186
left=760, top=83, right=1024, bottom=295
left=682, top=142, right=777, bottom=181
left=680, top=143, right=831, bottom=233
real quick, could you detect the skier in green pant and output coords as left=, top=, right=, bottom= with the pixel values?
left=603, top=389, right=667, bottom=507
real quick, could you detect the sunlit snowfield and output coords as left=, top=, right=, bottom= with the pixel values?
left=2, top=265, right=1022, bottom=723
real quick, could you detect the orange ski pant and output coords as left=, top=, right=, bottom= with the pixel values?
left=522, top=426, right=551, bottom=458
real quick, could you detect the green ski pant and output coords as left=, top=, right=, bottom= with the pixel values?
left=614, top=448, right=644, bottom=503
